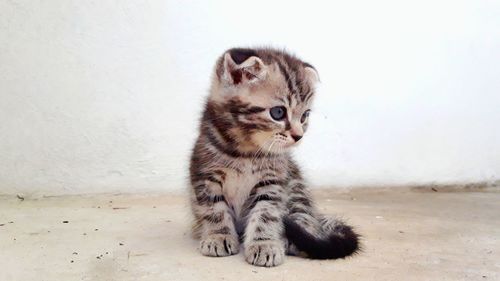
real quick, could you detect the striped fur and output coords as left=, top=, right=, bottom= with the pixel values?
left=189, top=47, right=359, bottom=267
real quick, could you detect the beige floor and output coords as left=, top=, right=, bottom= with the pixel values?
left=0, top=188, right=499, bottom=281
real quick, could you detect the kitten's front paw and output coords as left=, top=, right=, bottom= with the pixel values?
left=200, top=234, right=239, bottom=257
left=245, top=241, right=285, bottom=267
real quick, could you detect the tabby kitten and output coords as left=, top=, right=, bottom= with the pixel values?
left=189, top=47, right=359, bottom=267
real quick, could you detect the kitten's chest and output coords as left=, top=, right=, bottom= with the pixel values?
left=222, top=163, right=259, bottom=218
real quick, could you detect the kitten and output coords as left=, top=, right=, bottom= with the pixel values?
left=189, top=47, right=359, bottom=267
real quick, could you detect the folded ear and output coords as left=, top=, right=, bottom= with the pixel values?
left=221, top=48, right=267, bottom=86
left=303, top=63, right=320, bottom=84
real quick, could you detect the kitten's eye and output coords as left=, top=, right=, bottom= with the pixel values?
left=270, top=106, right=286, bottom=121
left=301, top=110, right=311, bottom=123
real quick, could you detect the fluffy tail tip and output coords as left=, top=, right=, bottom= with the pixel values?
left=284, top=217, right=361, bottom=260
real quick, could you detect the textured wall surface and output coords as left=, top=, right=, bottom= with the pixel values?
left=1, top=1, right=499, bottom=195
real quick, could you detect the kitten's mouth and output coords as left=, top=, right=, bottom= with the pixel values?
left=256, top=133, right=299, bottom=153
left=276, top=141, right=296, bottom=150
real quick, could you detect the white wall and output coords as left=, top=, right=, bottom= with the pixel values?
left=1, top=0, right=499, bottom=195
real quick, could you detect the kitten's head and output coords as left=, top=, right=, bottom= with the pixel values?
left=205, top=47, right=319, bottom=155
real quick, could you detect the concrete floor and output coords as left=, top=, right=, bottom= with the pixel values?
left=0, top=188, right=499, bottom=281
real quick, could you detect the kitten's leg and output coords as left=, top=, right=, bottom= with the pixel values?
left=192, top=179, right=239, bottom=257
left=285, top=179, right=323, bottom=253
left=284, top=180, right=361, bottom=259
left=242, top=182, right=287, bottom=267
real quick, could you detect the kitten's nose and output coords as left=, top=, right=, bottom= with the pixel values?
left=291, top=134, right=303, bottom=142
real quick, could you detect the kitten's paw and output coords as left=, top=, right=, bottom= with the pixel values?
left=200, top=234, right=239, bottom=257
left=245, top=240, right=285, bottom=267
